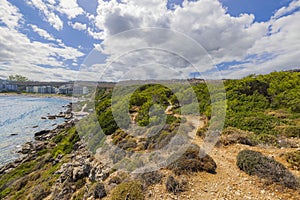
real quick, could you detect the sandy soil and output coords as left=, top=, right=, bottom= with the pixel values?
left=144, top=115, right=300, bottom=200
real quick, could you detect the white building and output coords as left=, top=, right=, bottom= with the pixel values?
left=73, top=86, right=89, bottom=95
left=26, top=86, right=56, bottom=94
left=0, top=80, right=18, bottom=92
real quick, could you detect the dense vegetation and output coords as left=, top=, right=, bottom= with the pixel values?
left=80, top=71, right=300, bottom=152
left=224, top=72, right=300, bottom=136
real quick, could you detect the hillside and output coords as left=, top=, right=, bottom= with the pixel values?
left=0, top=71, right=299, bottom=199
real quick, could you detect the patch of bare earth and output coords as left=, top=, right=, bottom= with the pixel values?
left=144, top=116, right=300, bottom=200
left=145, top=143, right=299, bottom=200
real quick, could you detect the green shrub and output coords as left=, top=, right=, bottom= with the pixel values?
left=51, top=127, right=80, bottom=158
left=225, top=112, right=282, bottom=135
left=72, top=188, right=85, bottom=200
left=167, top=144, right=216, bottom=175
left=88, top=183, right=107, bottom=199
left=283, top=150, right=300, bottom=170
left=196, top=126, right=208, bottom=138
left=237, top=150, right=299, bottom=189
left=276, top=126, right=300, bottom=138
left=138, top=171, right=163, bottom=187
left=165, top=175, right=187, bottom=194
left=220, top=127, right=257, bottom=146
left=110, top=181, right=144, bottom=200
left=98, top=109, right=119, bottom=135
left=37, top=149, right=48, bottom=156
left=256, top=134, right=279, bottom=146
left=145, top=129, right=179, bottom=150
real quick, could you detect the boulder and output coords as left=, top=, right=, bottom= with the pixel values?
left=34, top=130, right=50, bottom=137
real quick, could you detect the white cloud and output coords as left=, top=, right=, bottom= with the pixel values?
left=234, top=10, right=300, bottom=77
left=57, top=0, right=85, bottom=19
left=0, top=24, right=84, bottom=81
left=273, top=0, right=300, bottom=19
left=0, top=25, right=84, bottom=65
left=29, top=24, right=56, bottom=41
left=47, top=12, right=64, bottom=30
left=83, top=0, right=267, bottom=80
left=68, top=22, right=87, bottom=31
left=0, top=0, right=23, bottom=29
left=27, top=0, right=64, bottom=30
left=27, top=0, right=85, bottom=30
left=2, top=0, right=300, bottom=81
left=87, top=28, right=104, bottom=40
left=46, top=0, right=56, bottom=5
left=80, top=0, right=300, bottom=80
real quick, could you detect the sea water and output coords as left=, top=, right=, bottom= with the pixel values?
left=0, top=96, right=69, bottom=166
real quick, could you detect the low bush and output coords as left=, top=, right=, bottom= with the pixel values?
left=138, top=171, right=163, bottom=187
left=111, top=130, right=138, bottom=151
left=276, top=126, right=300, bottom=138
left=255, top=134, right=279, bottom=146
left=88, top=183, right=107, bottom=199
left=220, top=127, right=257, bottom=146
left=237, top=150, right=299, bottom=189
left=110, top=181, right=144, bottom=200
left=167, top=144, right=216, bottom=175
left=283, top=150, right=300, bottom=170
left=108, top=171, right=129, bottom=185
left=165, top=175, right=187, bottom=194
left=196, top=126, right=208, bottom=138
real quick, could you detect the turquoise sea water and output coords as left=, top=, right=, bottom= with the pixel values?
left=0, top=96, right=69, bottom=166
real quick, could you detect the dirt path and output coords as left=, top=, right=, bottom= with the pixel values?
left=145, top=115, right=300, bottom=200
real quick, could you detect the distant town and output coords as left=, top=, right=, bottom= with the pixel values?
left=0, top=79, right=92, bottom=95
left=0, top=75, right=217, bottom=96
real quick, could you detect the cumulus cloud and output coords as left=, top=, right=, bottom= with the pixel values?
left=80, top=0, right=300, bottom=80
left=29, top=24, right=56, bottom=41
left=68, top=21, right=87, bottom=31
left=1, top=0, right=300, bottom=81
left=83, top=0, right=266, bottom=80
left=57, top=0, right=85, bottom=19
left=0, top=25, right=85, bottom=78
left=273, top=0, right=300, bottom=19
left=0, top=0, right=85, bottom=81
left=0, top=0, right=23, bottom=29
left=27, top=0, right=64, bottom=30
left=224, top=10, right=300, bottom=78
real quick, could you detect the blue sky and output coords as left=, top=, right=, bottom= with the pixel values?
left=0, top=0, right=300, bottom=81
left=220, top=0, right=294, bottom=21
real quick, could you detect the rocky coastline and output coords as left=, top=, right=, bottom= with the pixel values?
left=0, top=118, right=110, bottom=200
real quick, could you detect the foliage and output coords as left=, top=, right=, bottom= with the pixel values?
left=225, top=111, right=283, bottom=135
left=8, top=74, right=29, bottom=82
left=275, top=125, right=300, bottom=138
left=138, top=171, right=163, bottom=187
left=129, top=84, right=175, bottom=126
left=51, top=127, right=80, bottom=158
left=237, top=150, right=299, bottom=189
left=165, top=175, right=187, bottom=194
left=283, top=150, right=300, bottom=170
left=223, top=71, right=300, bottom=138
left=110, top=181, right=144, bottom=200
left=167, top=144, right=217, bottom=175
left=220, top=127, right=257, bottom=146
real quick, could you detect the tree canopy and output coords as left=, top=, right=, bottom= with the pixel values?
left=8, top=74, right=29, bottom=82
